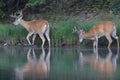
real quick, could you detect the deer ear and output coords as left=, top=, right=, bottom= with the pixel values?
left=80, top=29, right=84, bottom=32
left=79, top=29, right=82, bottom=32
left=74, top=26, right=77, bottom=30
left=79, top=29, right=84, bottom=34
left=81, top=29, right=85, bottom=34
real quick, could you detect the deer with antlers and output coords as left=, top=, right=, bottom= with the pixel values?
left=73, top=21, right=119, bottom=48
left=10, top=11, right=50, bottom=48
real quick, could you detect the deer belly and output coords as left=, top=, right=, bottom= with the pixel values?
left=98, top=33, right=104, bottom=38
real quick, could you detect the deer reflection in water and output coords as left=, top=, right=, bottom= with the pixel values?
left=79, top=48, right=119, bottom=76
left=15, top=47, right=50, bottom=80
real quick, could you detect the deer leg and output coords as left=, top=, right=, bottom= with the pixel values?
left=26, top=32, right=34, bottom=45
left=93, top=37, right=98, bottom=49
left=111, top=32, right=119, bottom=48
left=95, top=37, right=98, bottom=49
left=93, top=41, right=97, bottom=50
left=105, top=35, right=112, bottom=48
left=45, top=29, right=50, bottom=47
left=39, top=34, right=45, bottom=48
left=32, top=34, right=36, bottom=45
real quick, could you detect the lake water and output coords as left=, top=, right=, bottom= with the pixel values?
left=0, top=46, right=120, bottom=80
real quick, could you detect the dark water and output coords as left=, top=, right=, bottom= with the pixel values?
left=0, top=46, right=120, bottom=80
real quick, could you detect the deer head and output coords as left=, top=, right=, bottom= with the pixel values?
left=10, top=10, right=23, bottom=25
left=72, top=26, right=85, bottom=43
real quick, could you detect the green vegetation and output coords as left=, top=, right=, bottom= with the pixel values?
left=0, top=13, right=120, bottom=46
left=1, top=0, right=120, bottom=46
left=1, top=0, right=120, bottom=20
left=0, top=24, right=27, bottom=45
left=50, top=14, right=120, bottom=46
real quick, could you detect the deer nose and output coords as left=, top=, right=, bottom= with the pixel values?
left=13, top=22, right=18, bottom=25
left=79, top=39, right=83, bottom=43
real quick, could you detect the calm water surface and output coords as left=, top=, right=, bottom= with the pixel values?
left=0, top=46, right=120, bottom=80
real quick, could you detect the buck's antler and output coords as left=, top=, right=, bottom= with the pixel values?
left=18, top=10, right=23, bottom=17
left=10, top=12, right=18, bottom=18
left=10, top=10, right=23, bottom=18
left=72, top=26, right=78, bottom=33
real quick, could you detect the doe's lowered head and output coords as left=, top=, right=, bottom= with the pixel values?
left=72, top=26, right=85, bottom=43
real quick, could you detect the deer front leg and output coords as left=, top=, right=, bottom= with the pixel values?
left=26, top=32, right=34, bottom=45
left=95, top=37, right=98, bottom=49
left=32, top=34, right=36, bottom=45
left=93, top=36, right=98, bottom=49
left=93, top=41, right=96, bottom=50
left=26, top=32, right=33, bottom=45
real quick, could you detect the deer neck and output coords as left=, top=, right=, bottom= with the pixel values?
left=19, top=19, right=29, bottom=31
left=82, top=32, right=95, bottom=39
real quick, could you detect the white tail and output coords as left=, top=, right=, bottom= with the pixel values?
left=15, top=47, right=50, bottom=80
left=10, top=11, right=50, bottom=48
left=73, top=21, right=119, bottom=48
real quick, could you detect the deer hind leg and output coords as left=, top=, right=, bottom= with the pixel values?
left=45, top=28, right=50, bottom=47
left=39, top=33, right=45, bottom=48
left=26, top=32, right=34, bottom=45
left=105, top=35, right=112, bottom=48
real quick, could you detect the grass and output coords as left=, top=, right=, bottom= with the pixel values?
left=50, top=14, right=120, bottom=46
left=0, top=24, right=27, bottom=45
left=0, top=13, right=120, bottom=46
